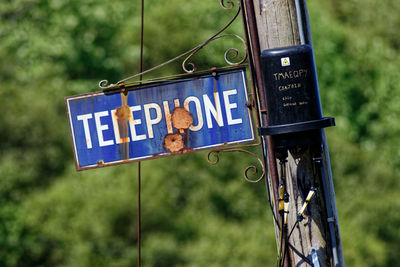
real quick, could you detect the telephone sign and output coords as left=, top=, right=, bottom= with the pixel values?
left=65, top=68, right=254, bottom=170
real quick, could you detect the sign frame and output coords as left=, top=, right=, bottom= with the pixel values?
left=65, top=67, right=255, bottom=171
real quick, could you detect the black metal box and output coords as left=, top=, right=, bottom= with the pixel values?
left=259, top=45, right=334, bottom=149
left=260, top=44, right=322, bottom=126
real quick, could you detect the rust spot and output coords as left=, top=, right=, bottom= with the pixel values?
left=182, top=148, right=193, bottom=154
left=165, top=112, right=173, bottom=133
left=115, top=92, right=130, bottom=159
left=116, top=105, right=131, bottom=120
left=171, top=107, right=193, bottom=130
left=164, top=133, right=184, bottom=152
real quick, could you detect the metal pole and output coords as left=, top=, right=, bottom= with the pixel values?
left=242, top=1, right=290, bottom=266
left=294, top=1, right=344, bottom=265
left=242, top=0, right=281, bottom=226
left=137, top=0, right=145, bottom=266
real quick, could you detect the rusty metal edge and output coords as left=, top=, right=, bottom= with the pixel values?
left=103, top=65, right=250, bottom=93
left=73, top=137, right=257, bottom=171
left=242, top=1, right=289, bottom=266
left=64, top=97, right=81, bottom=171
left=65, top=67, right=249, bottom=102
left=243, top=0, right=281, bottom=220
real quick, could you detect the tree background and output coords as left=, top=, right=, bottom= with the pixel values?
left=1, top=0, right=399, bottom=266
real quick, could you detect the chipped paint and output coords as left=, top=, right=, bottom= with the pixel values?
left=163, top=107, right=194, bottom=152
left=163, top=133, right=184, bottom=152
left=171, top=107, right=193, bottom=131
left=114, top=92, right=130, bottom=159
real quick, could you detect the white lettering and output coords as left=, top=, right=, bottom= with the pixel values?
left=163, top=101, right=173, bottom=134
left=184, top=96, right=203, bottom=131
left=77, top=113, right=93, bottom=149
left=94, top=111, right=114, bottom=147
left=203, top=93, right=224, bottom=128
left=130, top=106, right=146, bottom=141
left=223, top=89, right=242, bottom=125
left=111, top=109, right=130, bottom=144
left=144, top=103, right=162, bottom=139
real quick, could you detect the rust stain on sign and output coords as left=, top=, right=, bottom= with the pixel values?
left=116, top=105, right=130, bottom=120
left=114, top=92, right=130, bottom=159
left=163, top=107, right=194, bottom=153
left=163, top=133, right=184, bottom=152
left=171, top=107, right=193, bottom=131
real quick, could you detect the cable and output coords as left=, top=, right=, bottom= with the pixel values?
left=276, top=157, right=289, bottom=267
left=288, top=187, right=317, bottom=241
left=137, top=0, right=145, bottom=266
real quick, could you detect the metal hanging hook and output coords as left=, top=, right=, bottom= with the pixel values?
left=99, top=2, right=246, bottom=89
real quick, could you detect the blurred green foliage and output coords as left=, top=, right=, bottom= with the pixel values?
left=0, top=0, right=399, bottom=266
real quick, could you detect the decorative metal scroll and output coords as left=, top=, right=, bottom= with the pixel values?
left=99, top=0, right=246, bottom=89
left=207, top=143, right=265, bottom=183
left=182, top=33, right=247, bottom=73
left=206, top=80, right=265, bottom=184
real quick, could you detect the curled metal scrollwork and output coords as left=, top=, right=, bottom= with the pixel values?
left=224, top=48, right=240, bottom=65
left=99, top=79, right=113, bottom=89
left=220, top=0, right=235, bottom=10
left=207, top=148, right=265, bottom=183
left=182, top=57, right=198, bottom=73
left=221, top=34, right=247, bottom=66
left=182, top=33, right=247, bottom=73
left=99, top=1, right=245, bottom=89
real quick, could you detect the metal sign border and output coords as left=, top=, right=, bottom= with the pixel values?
left=65, top=67, right=255, bottom=171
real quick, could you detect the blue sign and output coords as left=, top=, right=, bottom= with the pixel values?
left=65, top=68, right=254, bottom=170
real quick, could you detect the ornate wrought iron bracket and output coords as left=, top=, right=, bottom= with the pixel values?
left=99, top=0, right=247, bottom=90
left=182, top=33, right=247, bottom=73
left=207, top=144, right=266, bottom=183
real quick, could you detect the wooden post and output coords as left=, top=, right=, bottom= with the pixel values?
left=242, top=0, right=345, bottom=266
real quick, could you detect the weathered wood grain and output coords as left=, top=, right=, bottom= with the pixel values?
left=252, top=1, right=335, bottom=266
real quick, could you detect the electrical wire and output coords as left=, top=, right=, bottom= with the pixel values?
left=137, top=0, right=145, bottom=266
left=276, top=158, right=289, bottom=267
